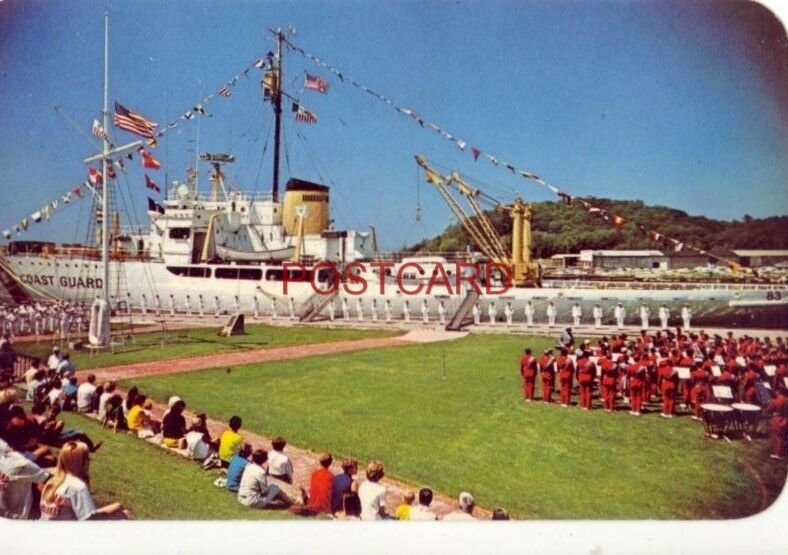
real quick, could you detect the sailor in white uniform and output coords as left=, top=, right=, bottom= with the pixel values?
left=170, top=294, right=177, bottom=316
left=270, top=297, right=278, bottom=320
left=524, top=301, right=534, bottom=327
left=571, top=303, right=582, bottom=327
left=384, top=299, right=392, bottom=323
left=438, top=300, right=446, bottom=326
left=251, top=295, right=259, bottom=319
left=185, top=294, right=192, bottom=317
left=487, top=302, right=497, bottom=326
left=327, top=298, right=336, bottom=321
left=198, top=294, right=205, bottom=318
left=125, top=292, right=133, bottom=316
left=614, top=303, right=626, bottom=330
left=356, top=298, right=364, bottom=322
left=592, top=304, right=603, bottom=328
left=402, top=300, right=410, bottom=323
left=504, top=302, right=513, bottom=326
left=546, top=302, right=556, bottom=328
left=341, top=297, right=350, bottom=321
left=371, top=299, right=379, bottom=322
left=155, top=294, right=162, bottom=317
left=233, top=295, right=240, bottom=315
left=658, top=304, right=669, bottom=329
left=421, top=299, right=429, bottom=324
left=214, top=295, right=221, bottom=317
left=472, top=302, right=481, bottom=325
left=639, top=304, right=650, bottom=330
left=289, top=297, right=297, bottom=320
left=140, top=294, right=148, bottom=316
left=681, top=304, right=692, bottom=331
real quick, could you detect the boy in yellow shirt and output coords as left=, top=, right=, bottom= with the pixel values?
left=218, top=415, right=243, bottom=467
left=395, top=490, right=415, bottom=520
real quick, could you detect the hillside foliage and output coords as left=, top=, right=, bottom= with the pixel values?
left=409, top=198, right=788, bottom=258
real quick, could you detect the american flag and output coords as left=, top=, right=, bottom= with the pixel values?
left=304, top=73, right=329, bottom=93
left=113, top=101, right=158, bottom=138
left=91, top=119, right=108, bottom=140
left=292, top=102, right=317, bottom=124
left=218, top=86, right=231, bottom=97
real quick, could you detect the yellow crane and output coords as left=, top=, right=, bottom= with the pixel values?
left=415, top=155, right=540, bottom=287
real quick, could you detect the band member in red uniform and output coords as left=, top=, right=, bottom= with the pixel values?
left=678, top=350, right=694, bottom=408
left=659, top=358, right=678, bottom=418
left=741, top=363, right=760, bottom=404
left=627, top=356, right=647, bottom=416
left=520, top=348, right=538, bottom=402
left=557, top=348, right=575, bottom=407
left=715, top=364, right=739, bottom=403
left=765, top=384, right=788, bottom=460
left=689, top=362, right=709, bottom=420
left=576, top=350, right=596, bottom=410
left=599, top=354, right=618, bottom=412
left=539, top=349, right=557, bottom=403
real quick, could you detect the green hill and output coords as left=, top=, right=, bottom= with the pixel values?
left=409, top=198, right=788, bottom=258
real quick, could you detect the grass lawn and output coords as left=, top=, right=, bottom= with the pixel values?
left=14, top=324, right=401, bottom=370
left=57, top=411, right=293, bottom=520
left=123, top=333, right=787, bottom=520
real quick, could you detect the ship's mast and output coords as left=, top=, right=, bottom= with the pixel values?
left=271, top=28, right=284, bottom=203
left=100, top=12, right=110, bottom=307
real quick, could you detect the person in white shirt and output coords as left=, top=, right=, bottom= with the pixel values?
left=546, top=302, right=557, bottom=328
left=39, top=441, right=130, bottom=520
left=442, top=491, right=476, bottom=521
left=76, top=374, right=97, bottom=412
left=0, top=439, right=50, bottom=519
left=571, top=303, right=582, bottom=327
left=592, top=304, right=603, bottom=328
left=97, top=382, right=116, bottom=421
left=681, top=304, right=692, bottom=331
left=267, top=436, right=294, bottom=484
left=639, top=304, right=650, bottom=330
left=524, top=301, right=534, bottom=327
left=658, top=304, right=669, bottom=329
left=614, top=303, right=626, bottom=330
left=47, top=346, right=61, bottom=371
left=237, top=449, right=292, bottom=509
left=358, top=460, right=387, bottom=520
left=472, top=302, right=480, bottom=325
left=487, top=302, right=496, bottom=325
left=409, top=487, right=438, bottom=521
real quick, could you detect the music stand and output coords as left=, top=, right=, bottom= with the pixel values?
left=711, top=365, right=722, bottom=377
left=764, top=365, right=776, bottom=377
left=676, top=367, right=691, bottom=380
left=712, top=385, right=734, bottom=403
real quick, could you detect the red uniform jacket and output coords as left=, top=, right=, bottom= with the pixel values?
left=520, top=355, right=537, bottom=380
left=577, top=357, right=596, bottom=385
left=627, top=363, right=646, bottom=387
left=766, top=394, right=788, bottom=429
left=558, top=355, right=575, bottom=383
left=659, top=362, right=678, bottom=392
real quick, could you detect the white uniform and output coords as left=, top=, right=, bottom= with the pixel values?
left=384, top=300, right=392, bottom=323
left=592, top=305, right=603, bottom=328
left=402, top=300, right=410, bottom=323
left=371, top=300, right=378, bottom=322
left=639, top=305, right=650, bottom=330
left=421, top=300, right=429, bottom=324
left=270, top=298, right=277, bottom=319
left=614, top=305, right=625, bottom=329
left=289, top=298, right=297, bottom=320
left=438, top=301, right=446, bottom=325
left=356, top=298, right=364, bottom=322
left=198, top=295, right=205, bottom=318
left=681, top=306, right=692, bottom=331
left=327, top=298, right=335, bottom=321
left=140, top=294, right=148, bottom=316
left=233, top=296, right=240, bottom=315
left=524, top=302, right=534, bottom=327
left=341, top=298, right=350, bottom=320
left=571, top=304, right=582, bottom=327
left=487, top=303, right=496, bottom=325
left=546, top=304, right=556, bottom=327
left=214, top=296, right=221, bottom=317
left=504, top=303, right=513, bottom=326
left=472, top=303, right=480, bottom=325
left=185, top=294, right=193, bottom=317
left=658, top=306, right=669, bottom=329
left=170, top=294, right=176, bottom=316
left=155, top=294, right=162, bottom=316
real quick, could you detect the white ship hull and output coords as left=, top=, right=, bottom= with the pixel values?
left=3, top=253, right=786, bottom=328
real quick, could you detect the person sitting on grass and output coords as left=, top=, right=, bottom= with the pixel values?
left=267, top=436, right=294, bottom=484
left=307, top=452, right=334, bottom=515
left=126, top=395, right=156, bottom=439
left=218, top=415, right=244, bottom=468
left=76, top=374, right=97, bottom=413
left=162, top=398, right=187, bottom=448
left=358, top=460, right=387, bottom=521
left=97, top=382, right=116, bottom=421
left=25, top=369, right=47, bottom=403
left=491, top=508, right=510, bottom=520
left=395, top=490, right=415, bottom=520
left=56, top=353, right=75, bottom=379
left=184, top=418, right=220, bottom=468
left=102, top=393, right=127, bottom=432
left=237, top=448, right=295, bottom=510
left=47, top=346, right=61, bottom=372
left=442, top=491, right=476, bottom=521
left=335, top=492, right=362, bottom=521
left=191, top=412, right=218, bottom=451
left=46, top=380, right=64, bottom=409
left=409, top=487, right=438, bottom=521
left=226, top=443, right=253, bottom=493
left=123, top=386, right=139, bottom=418
left=4, top=417, right=57, bottom=468
left=39, top=441, right=131, bottom=520
left=62, top=376, right=78, bottom=412
left=331, top=456, right=358, bottom=514
left=35, top=404, right=102, bottom=453
left=0, top=435, right=50, bottom=519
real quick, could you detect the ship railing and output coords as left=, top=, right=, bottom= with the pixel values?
left=11, top=354, right=36, bottom=384
left=373, top=251, right=478, bottom=263
left=166, top=190, right=274, bottom=203
left=118, top=226, right=148, bottom=236
left=542, top=279, right=784, bottom=291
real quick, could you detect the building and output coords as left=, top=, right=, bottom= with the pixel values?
left=579, top=250, right=668, bottom=271
left=731, top=250, right=788, bottom=268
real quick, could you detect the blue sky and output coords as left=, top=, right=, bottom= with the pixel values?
left=0, top=0, right=786, bottom=250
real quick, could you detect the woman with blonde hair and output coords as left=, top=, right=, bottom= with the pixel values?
left=358, top=460, right=387, bottom=520
left=39, top=441, right=131, bottom=520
